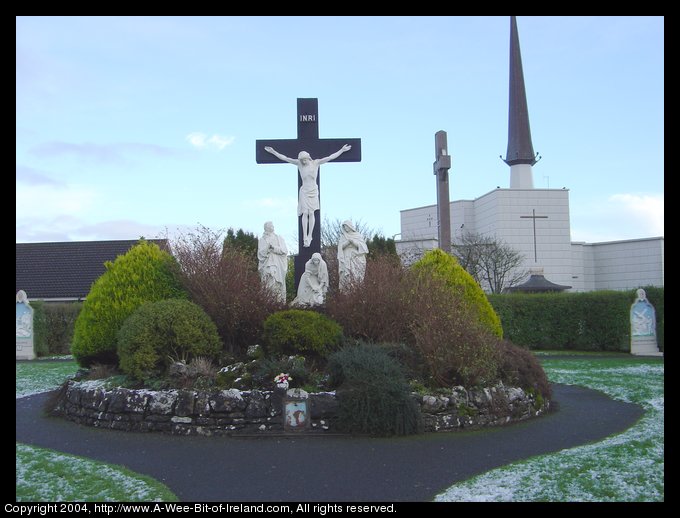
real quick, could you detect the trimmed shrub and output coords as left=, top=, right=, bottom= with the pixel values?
left=72, top=240, right=186, bottom=367
left=170, top=226, right=283, bottom=355
left=31, top=302, right=82, bottom=357
left=411, top=249, right=503, bottom=338
left=326, top=343, right=422, bottom=436
left=644, top=286, right=664, bottom=352
left=496, top=340, right=551, bottom=400
left=262, top=309, right=343, bottom=362
left=489, top=286, right=664, bottom=351
left=29, top=300, right=49, bottom=357
left=117, top=299, right=222, bottom=380
left=44, top=303, right=82, bottom=355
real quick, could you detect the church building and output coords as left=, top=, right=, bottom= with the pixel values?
left=396, top=17, right=663, bottom=293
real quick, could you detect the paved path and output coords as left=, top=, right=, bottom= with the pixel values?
left=16, top=384, right=644, bottom=502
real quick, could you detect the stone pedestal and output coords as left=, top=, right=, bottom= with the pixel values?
left=631, top=336, right=663, bottom=357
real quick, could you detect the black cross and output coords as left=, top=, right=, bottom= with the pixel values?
left=256, top=98, right=362, bottom=290
left=520, top=209, right=548, bottom=262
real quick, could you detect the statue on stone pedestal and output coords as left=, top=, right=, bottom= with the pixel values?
left=257, top=221, right=288, bottom=303
left=631, top=288, right=656, bottom=337
left=292, top=253, right=329, bottom=307
left=337, top=220, right=369, bottom=291
left=264, top=144, right=352, bottom=248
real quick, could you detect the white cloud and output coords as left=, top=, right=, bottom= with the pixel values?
left=16, top=183, right=97, bottom=220
left=609, top=193, right=664, bottom=235
left=207, top=134, right=235, bottom=150
left=186, top=132, right=235, bottom=150
left=16, top=216, right=170, bottom=243
left=28, top=141, right=179, bottom=165
left=186, top=132, right=208, bottom=148
left=571, top=193, right=664, bottom=243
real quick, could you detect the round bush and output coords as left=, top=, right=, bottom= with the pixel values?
left=327, top=343, right=422, bottom=436
left=262, top=309, right=343, bottom=361
left=117, top=299, right=221, bottom=380
left=411, top=249, right=503, bottom=338
left=72, top=241, right=186, bottom=367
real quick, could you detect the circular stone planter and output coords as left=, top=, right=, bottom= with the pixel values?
left=53, top=380, right=550, bottom=436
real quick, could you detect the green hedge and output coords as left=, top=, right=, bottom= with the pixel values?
left=28, top=301, right=49, bottom=357
left=489, top=287, right=664, bottom=352
left=29, top=302, right=83, bottom=357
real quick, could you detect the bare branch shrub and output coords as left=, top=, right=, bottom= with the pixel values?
left=170, top=225, right=284, bottom=356
left=326, top=255, right=410, bottom=343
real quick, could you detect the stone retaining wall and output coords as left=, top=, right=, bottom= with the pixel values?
left=54, top=380, right=549, bottom=436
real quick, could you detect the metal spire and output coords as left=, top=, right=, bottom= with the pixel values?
left=503, top=16, right=538, bottom=167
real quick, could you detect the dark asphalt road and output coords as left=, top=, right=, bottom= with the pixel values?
left=15, top=383, right=644, bottom=502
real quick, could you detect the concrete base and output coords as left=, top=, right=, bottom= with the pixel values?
left=631, top=337, right=663, bottom=357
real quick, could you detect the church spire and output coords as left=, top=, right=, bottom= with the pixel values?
left=503, top=16, right=539, bottom=188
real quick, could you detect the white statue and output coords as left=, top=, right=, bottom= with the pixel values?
left=631, top=288, right=655, bottom=337
left=292, top=253, right=329, bottom=307
left=264, top=144, right=352, bottom=248
left=337, top=220, right=369, bottom=291
left=16, top=290, right=29, bottom=304
left=16, top=312, right=32, bottom=337
left=257, top=221, right=289, bottom=303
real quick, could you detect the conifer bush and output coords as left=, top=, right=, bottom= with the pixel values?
left=71, top=240, right=186, bottom=367
left=117, top=299, right=221, bottom=380
left=411, top=249, right=503, bottom=338
left=326, top=343, right=422, bottom=436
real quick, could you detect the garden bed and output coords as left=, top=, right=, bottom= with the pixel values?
left=54, top=380, right=549, bottom=436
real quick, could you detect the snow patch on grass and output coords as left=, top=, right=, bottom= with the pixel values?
left=436, top=358, right=664, bottom=502
left=16, top=361, right=79, bottom=399
left=16, top=443, right=177, bottom=502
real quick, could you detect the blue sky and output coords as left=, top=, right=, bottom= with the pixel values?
left=16, top=16, right=663, bottom=250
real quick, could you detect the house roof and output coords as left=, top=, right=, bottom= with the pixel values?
left=16, top=239, right=168, bottom=300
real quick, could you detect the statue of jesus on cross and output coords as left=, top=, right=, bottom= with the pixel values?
left=264, top=144, right=352, bottom=247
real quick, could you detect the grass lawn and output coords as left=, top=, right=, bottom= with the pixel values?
left=15, top=358, right=178, bottom=502
left=436, top=355, right=664, bottom=502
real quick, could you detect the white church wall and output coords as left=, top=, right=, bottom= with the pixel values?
left=463, top=188, right=574, bottom=290
left=400, top=205, right=439, bottom=242
left=398, top=190, right=663, bottom=293
left=399, top=188, right=574, bottom=290
left=579, top=237, right=664, bottom=291
left=570, top=242, right=592, bottom=292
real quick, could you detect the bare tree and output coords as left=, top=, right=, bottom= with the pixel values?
left=320, top=216, right=376, bottom=250
left=452, top=232, right=528, bottom=293
left=169, top=225, right=283, bottom=355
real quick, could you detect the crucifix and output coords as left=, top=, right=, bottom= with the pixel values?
left=520, top=209, right=548, bottom=262
left=256, top=98, right=362, bottom=290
